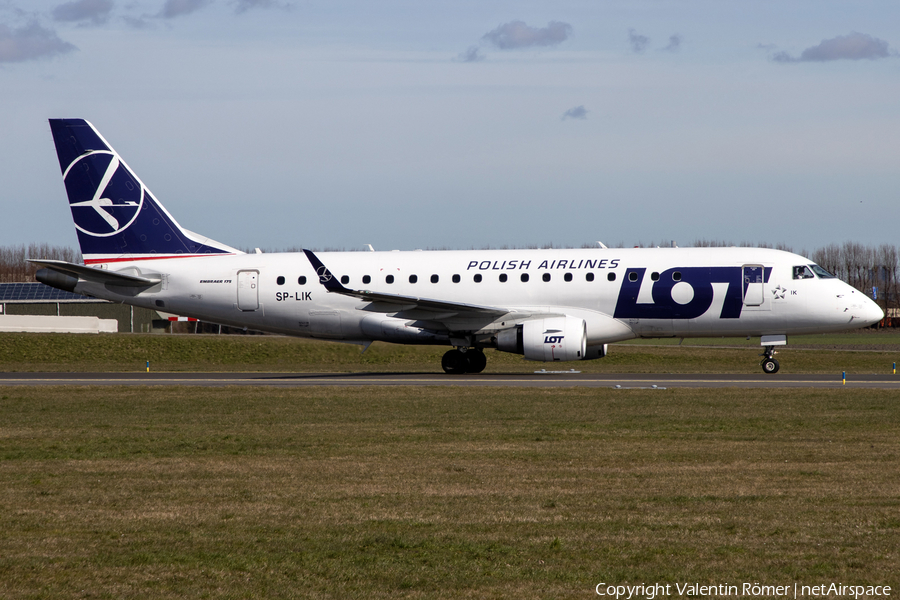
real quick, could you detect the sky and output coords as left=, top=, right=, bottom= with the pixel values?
left=1, top=0, right=898, bottom=255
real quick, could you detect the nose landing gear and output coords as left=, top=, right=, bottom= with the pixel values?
left=760, top=346, right=780, bottom=374
left=441, top=348, right=487, bottom=374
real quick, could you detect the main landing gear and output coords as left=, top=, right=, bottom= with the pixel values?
left=441, top=348, right=487, bottom=374
left=760, top=346, right=780, bottom=374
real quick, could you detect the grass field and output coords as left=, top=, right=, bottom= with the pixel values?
left=1, top=330, right=899, bottom=374
left=1, top=385, right=898, bottom=598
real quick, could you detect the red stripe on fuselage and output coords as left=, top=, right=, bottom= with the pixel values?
left=83, top=253, right=236, bottom=265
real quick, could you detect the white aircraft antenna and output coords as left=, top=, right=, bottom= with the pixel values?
left=367, top=244, right=375, bottom=252
left=254, top=248, right=262, bottom=254
left=597, top=241, right=608, bottom=249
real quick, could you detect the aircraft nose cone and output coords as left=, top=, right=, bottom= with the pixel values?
left=861, top=298, right=885, bottom=327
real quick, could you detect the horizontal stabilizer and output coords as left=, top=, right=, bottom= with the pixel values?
left=28, top=259, right=160, bottom=287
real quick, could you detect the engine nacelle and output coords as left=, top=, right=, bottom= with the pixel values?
left=35, top=268, right=78, bottom=293
left=496, top=316, right=587, bottom=361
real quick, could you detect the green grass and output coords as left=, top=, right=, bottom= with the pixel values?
left=1, top=331, right=900, bottom=374
left=623, top=329, right=900, bottom=349
left=1, top=385, right=898, bottom=598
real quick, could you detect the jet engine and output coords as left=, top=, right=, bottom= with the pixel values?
left=496, top=316, right=587, bottom=361
left=35, top=268, right=78, bottom=293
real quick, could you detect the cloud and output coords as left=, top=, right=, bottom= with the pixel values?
left=159, top=0, right=210, bottom=18
left=123, top=15, right=152, bottom=28
left=456, top=45, right=484, bottom=62
left=234, top=0, right=290, bottom=14
left=561, top=105, right=587, bottom=120
left=772, top=32, right=894, bottom=63
left=662, top=34, right=682, bottom=52
left=628, top=28, right=649, bottom=53
left=0, top=21, right=76, bottom=63
left=52, top=0, right=114, bottom=25
left=481, top=20, right=572, bottom=50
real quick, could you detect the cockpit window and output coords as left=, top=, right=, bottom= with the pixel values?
left=809, top=264, right=836, bottom=279
left=792, top=265, right=815, bottom=280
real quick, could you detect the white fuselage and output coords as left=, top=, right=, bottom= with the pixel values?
left=73, top=247, right=883, bottom=349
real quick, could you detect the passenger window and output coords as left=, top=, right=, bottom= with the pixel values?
left=542, top=273, right=551, bottom=282
left=431, top=274, right=439, bottom=283
left=586, top=272, right=594, bottom=282
left=564, top=273, right=572, bottom=282
left=628, top=272, right=638, bottom=282
left=793, top=266, right=815, bottom=280
left=340, top=275, right=349, bottom=285
left=298, top=276, right=307, bottom=285
left=499, top=273, right=508, bottom=282
left=650, top=272, right=659, bottom=281
left=672, top=272, right=681, bottom=281
left=409, top=274, right=417, bottom=284
left=608, top=273, right=616, bottom=282
left=452, top=274, right=460, bottom=283
left=521, top=273, right=529, bottom=282
left=386, top=275, right=394, bottom=284
left=276, top=276, right=285, bottom=285
left=474, top=274, right=482, bottom=283
left=362, top=275, right=371, bottom=284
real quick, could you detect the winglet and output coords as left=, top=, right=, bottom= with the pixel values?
left=302, top=249, right=350, bottom=293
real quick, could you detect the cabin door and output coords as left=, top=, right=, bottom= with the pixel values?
left=742, top=265, right=764, bottom=307
left=237, top=270, right=259, bottom=311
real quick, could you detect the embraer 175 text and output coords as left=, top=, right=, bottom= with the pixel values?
left=33, top=119, right=884, bottom=374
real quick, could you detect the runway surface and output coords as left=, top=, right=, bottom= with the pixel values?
left=1, top=371, right=898, bottom=388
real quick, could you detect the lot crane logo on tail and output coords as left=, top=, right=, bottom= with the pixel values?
left=64, top=151, right=144, bottom=237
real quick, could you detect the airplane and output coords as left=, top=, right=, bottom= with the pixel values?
left=32, top=119, right=884, bottom=374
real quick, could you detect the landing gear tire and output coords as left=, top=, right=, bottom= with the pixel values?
left=760, top=345, right=780, bottom=374
left=465, top=350, right=487, bottom=374
left=441, top=349, right=468, bottom=374
left=441, top=348, right=487, bottom=374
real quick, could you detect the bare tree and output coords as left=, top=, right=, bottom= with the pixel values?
left=877, top=244, right=898, bottom=308
left=0, top=244, right=81, bottom=282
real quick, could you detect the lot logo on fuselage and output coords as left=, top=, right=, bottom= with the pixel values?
left=63, top=151, right=143, bottom=237
left=613, top=266, right=771, bottom=320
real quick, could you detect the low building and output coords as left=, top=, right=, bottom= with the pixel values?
left=0, top=282, right=157, bottom=333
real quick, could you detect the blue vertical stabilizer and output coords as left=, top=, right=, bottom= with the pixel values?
left=49, top=119, right=238, bottom=263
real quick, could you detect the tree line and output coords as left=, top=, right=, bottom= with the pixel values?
left=0, top=244, right=81, bottom=283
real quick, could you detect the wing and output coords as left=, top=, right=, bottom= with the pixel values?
left=303, top=249, right=510, bottom=317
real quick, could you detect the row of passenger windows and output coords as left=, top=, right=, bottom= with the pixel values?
left=276, top=271, right=682, bottom=286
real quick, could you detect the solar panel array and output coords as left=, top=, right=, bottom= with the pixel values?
left=0, top=283, right=102, bottom=303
